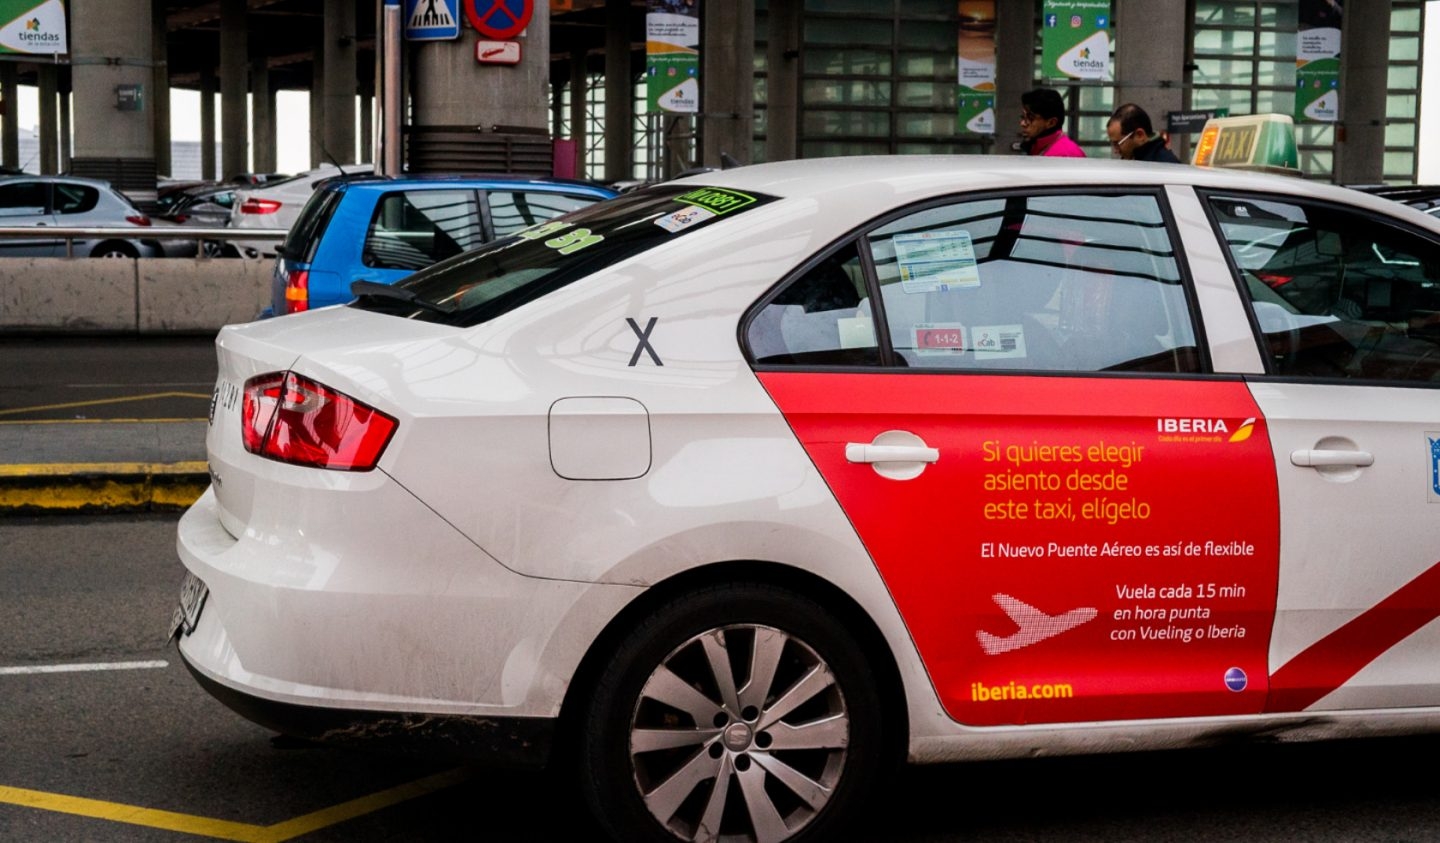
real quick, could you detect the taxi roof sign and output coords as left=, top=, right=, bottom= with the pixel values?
left=1191, top=113, right=1300, bottom=176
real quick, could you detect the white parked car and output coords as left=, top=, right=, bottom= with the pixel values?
left=0, top=174, right=170, bottom=257
left=176, top=156, right=1440, bottom=842
left=228, top=163, right=373, bottom=258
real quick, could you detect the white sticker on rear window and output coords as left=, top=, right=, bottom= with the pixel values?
left=972, top=323, right=1027, bottom=359
left=654, top=205, right=715, bottom=233
left=893, top=230, right=981, bottom=293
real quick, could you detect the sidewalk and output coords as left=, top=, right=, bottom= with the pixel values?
left=0, top=420, right=208, bottom=513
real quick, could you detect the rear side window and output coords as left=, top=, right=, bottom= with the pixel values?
left=363, top=190, right=484, bottom=271
left=747, top=191, right=1200, bottom=374
left=281, top=188, right=343, bottom=262
left=1207, top=193, right=1440, bottom=383
left=53, top=184, right=100, bottom=214
left=0, top=182, right=46, bottom=215
left=488, top=191, right=599, bottom=238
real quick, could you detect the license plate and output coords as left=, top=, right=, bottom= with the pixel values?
left=167, top=571, right=209, bottom=641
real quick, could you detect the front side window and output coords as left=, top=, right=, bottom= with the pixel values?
left=1207, top=193, right=1440, bottom=383
left=364, top=190, right=483, bottom=271
left=0, top=182, right=47, bottom=215
left=747, top=191, right=1201, bottom=374
left=488, top=191, right=599, bottom=239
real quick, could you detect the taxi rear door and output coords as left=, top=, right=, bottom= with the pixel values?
left=751, top=189, right=1282, bottom=727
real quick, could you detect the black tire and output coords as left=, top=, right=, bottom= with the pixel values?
left=579, top=582, right=890, bottom=843
left=90, top=240, right=138, bottom=259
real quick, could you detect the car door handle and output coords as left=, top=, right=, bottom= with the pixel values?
left=1290, top=449, right=1374, bottom=467
left=845, top=443, right=940, bottom=464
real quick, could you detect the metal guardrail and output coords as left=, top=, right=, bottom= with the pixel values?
left=0, top=226, right=290, bottom=258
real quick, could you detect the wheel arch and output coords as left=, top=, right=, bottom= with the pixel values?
left=554, top=558, right=910, bottom=768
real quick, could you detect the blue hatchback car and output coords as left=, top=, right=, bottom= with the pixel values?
left=267, top=174, right=617, bottom=316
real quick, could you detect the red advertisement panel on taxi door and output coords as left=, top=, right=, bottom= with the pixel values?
left=759, top=372, right=1280, bottom=726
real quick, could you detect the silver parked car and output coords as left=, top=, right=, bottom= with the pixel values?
left=0, top=174, right=170, bottom=258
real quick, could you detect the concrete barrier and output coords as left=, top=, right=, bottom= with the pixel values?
left=0, top=257, right=273, bottom=333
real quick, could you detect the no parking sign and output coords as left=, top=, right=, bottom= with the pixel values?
left=463, top=0, right=532, bottom=39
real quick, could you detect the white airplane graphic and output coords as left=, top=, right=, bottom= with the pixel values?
left=976, top=593, right=1098, bottom=656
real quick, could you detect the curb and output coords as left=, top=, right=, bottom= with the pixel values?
left=0, top=462, right=208, bottom=514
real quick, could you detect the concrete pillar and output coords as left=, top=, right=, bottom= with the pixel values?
left=701, top=0, right=752, bottom=168
left=359, top=90, right=373, bottom=163
left=200, top=65, right=216, bottom=180
left=407, top=0, right=551, bottom=173
left=322, top=0, right=356, bottom=164
left=151, top=0, right=171, bottom=178
left=995, top=0, right=1035, bottom=155
left=1337, top=0, right=1391, bottom=183
left=310, top=60, right=324, bottom=166
left=1113, top=0, right=1187, bottom=139
left=764, top=0, right=799, bottom=162
left=251, top=57, right=276, bottom=174
left=1, top=63, right=17, bottom=170
left=37, top=64, right=57, bottom=174
left=221, top=0, right=248, bottom=178
left=603, top=0, right=632, bottom=182
left=68, top=0, right=156, bottom=197
left=570, top=47, right=588, bottom=175
left=59, top=83, right=70, bottom=172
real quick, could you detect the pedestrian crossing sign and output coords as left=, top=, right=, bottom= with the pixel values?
left=405, top=0, right=460, bottom=40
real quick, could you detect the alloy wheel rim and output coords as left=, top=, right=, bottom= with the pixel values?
left=628, top=624, right=849, bottom=843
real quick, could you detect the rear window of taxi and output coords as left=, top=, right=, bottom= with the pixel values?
left=350, top=185, right=776, bottom=327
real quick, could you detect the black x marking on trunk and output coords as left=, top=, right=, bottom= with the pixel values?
left=627, top=317, right=663, bottom=366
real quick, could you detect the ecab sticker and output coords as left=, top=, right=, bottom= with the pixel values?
left=654, top=205, right=715, bottom=233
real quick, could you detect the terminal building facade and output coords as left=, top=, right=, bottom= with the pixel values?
left=0, top=0, right=1429, bottom=195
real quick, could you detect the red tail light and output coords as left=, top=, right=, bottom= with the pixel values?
left=242, top=371, right=397, bottom=471
left=283, top=268, right=310, bottom=314
left=241, top=198, right=282, bottom=215
left=126, top=214, right=152, bottom=226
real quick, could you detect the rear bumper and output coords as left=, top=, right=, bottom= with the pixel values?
left=179, top=650, right=555, bottom=768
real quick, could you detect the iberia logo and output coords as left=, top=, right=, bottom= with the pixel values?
left=1155, top=417, right=1257, bottom=444
left=25, top=18, right=39, bottom=30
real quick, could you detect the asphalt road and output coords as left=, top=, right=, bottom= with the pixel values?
left=0, top=336, right=218, bottom=422
left=5, top=512, right=1440, bottom=841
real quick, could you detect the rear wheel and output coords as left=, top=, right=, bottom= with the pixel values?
left=579, top=583, right=889, bottom=843
left=90, top=240, right=138, bottom=259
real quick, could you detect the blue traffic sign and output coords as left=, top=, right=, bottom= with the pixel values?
left=405, top=0, right=460, bottom=41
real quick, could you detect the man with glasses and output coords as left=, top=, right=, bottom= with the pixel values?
left=1018, top=88, right=1086, bottom=158
left=1107, top=103, right=1181, bottom=163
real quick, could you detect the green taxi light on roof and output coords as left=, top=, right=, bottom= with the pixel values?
left=1191, top=113, right=1300, bottom=176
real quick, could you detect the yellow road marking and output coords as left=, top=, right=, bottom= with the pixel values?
left=0, top=461, right=209, bottom=477
left=0, top=391, right=211, bottom=417
left=0, top=418, right=206, bottom=425
left=0, top=768, right=472, bottom=842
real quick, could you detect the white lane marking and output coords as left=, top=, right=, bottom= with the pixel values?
left=0, top=660, right=169, bottom=676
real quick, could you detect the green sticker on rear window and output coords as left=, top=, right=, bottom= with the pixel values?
left=676, top=188, right=757, bottom=215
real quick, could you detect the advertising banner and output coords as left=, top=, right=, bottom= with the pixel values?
left=1041, top=0, right=1111, bottom=81
left=0, top=0, right=67, bottom=55
left=646, top=0, right=699, bottom=114
left=956, top=0, right=996, bottom=134
left=1295, top=0, right=1341, bottom=122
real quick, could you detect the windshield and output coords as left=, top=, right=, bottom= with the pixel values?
left=350, top=184, right=777, bottom=327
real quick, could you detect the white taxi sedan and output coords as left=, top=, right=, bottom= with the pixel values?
left=175, top=156, right=1440, bottom=842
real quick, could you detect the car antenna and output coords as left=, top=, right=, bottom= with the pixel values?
left=321, top=145, right=352, bottom=179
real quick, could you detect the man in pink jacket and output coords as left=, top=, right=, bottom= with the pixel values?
left=1019, top=88, right=1086, bottom=158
